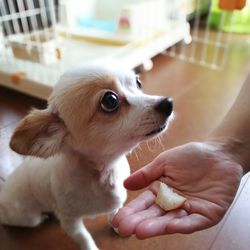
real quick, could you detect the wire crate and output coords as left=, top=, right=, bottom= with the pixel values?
left=0, top=0, right=249, bottom=99
left=0, top=0, right=190, bottom=99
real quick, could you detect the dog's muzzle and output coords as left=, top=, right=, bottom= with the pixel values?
left=154, top=97, right=173, bottom=117
left=145, top=97, right=173, bottom=137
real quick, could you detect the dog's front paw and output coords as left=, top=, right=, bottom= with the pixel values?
left=80, top=243, right=99, bottom=250
left=108, top=209, right=120, bottom=235
left=112, top=226, right=119, bottom=235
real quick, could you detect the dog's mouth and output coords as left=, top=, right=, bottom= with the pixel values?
left=145, top=124, right=167, bottom=137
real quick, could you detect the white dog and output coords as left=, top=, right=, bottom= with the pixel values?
left=0, top=64, right=173, bottom=250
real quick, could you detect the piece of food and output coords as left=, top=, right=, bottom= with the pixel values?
left=155, top=182, right=186, bottom=211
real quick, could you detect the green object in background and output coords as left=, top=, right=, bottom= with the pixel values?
left=208, top=0, right=250, bottom=33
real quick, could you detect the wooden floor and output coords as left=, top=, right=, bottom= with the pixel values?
left=0, top=33, right=250, bottom=250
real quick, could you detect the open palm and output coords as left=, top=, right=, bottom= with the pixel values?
left=112, top=142, right=243, bottom=239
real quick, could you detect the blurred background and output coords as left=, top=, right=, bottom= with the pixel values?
left=0, top=0, right=249, bottom=99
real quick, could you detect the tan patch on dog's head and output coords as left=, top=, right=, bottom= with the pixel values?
left=48, top=75, right=131, bottom=155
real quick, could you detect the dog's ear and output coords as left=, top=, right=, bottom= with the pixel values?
left=10, top=109, right=67, bottom=158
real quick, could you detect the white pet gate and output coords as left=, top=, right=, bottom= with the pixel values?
left=165, top=0, right=250, bottom=69
left=0, top=0, right=249, bottom=99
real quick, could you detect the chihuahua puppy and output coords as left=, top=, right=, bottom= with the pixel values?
left=0, top=64, right=173, bottom=250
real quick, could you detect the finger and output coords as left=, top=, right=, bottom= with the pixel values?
left=165, top=213, right=212, bottom=234
left=112, top=190, right=156, bottom=227
left=135, top=209, right=188, bottom=239
left=117, top=204, right=165, bottom=237
left=124, top=158, right=165, bottom=190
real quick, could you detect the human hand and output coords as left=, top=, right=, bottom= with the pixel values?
left=112, top=142, right=243, bottom=239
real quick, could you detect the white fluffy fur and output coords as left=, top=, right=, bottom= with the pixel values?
left=0, top=64, right=172, bottom=250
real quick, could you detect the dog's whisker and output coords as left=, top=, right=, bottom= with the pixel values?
left=133, top=149, right=140, bottom=162
left=146, top=140, right=156, bottom=153
left=157, top=134, right=165, bottom=151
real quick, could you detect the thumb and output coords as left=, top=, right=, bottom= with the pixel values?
left=124, top=157, right=165, bottom=190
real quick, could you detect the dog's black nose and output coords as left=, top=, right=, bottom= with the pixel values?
left=155, top=97, right=173, bottom=116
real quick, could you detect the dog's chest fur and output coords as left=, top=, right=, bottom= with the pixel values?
left=51, top=154, right=130, bottom=217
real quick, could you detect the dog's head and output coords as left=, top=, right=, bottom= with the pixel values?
left=10, top=64, right=173, bottom=159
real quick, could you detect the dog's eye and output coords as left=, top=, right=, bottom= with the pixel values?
left=101, top=91, right=120, bottom=113
left=136, top=78, right=142, bottom=89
